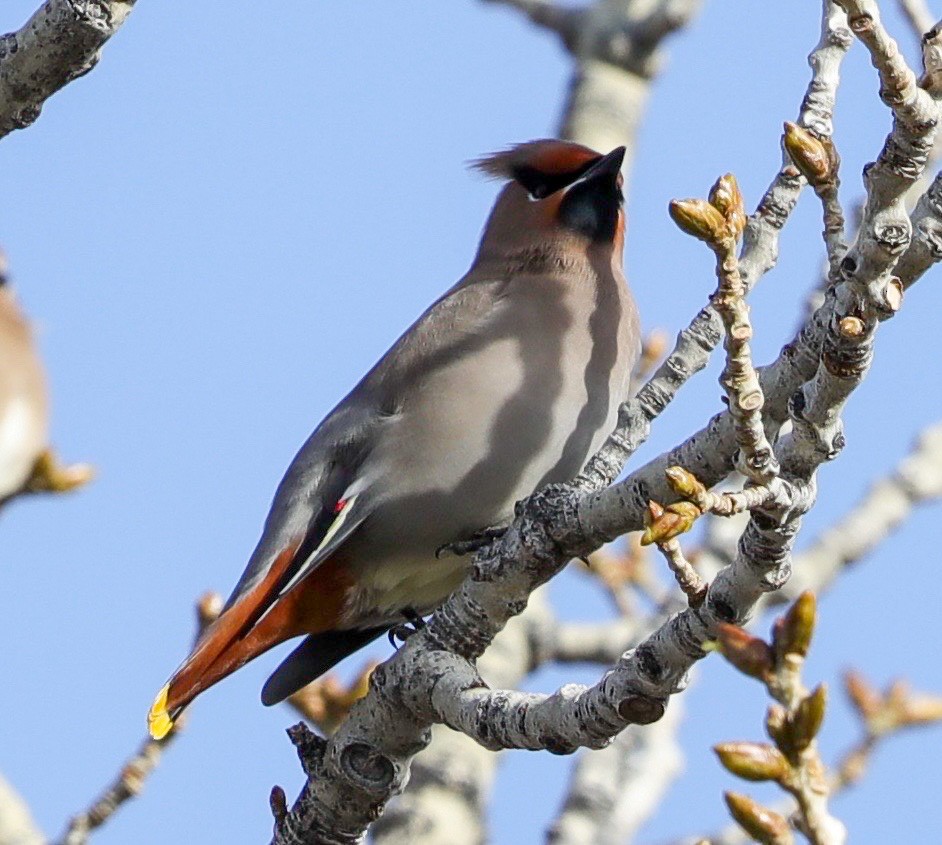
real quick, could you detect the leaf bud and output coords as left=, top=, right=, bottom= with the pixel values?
left=773, top=591, right=816, bottom=660
left=709, top=173, right=747, bottom=239
left=843, top=670, right=882, bottom=719
left=724, top=791, right=794, bottom=844
left=641, top=500, right=700, bottom=545
left=783, top=122, right=834, bottom=186
left=715, top=623, right=774, bottom=680
left=715, top=742, right=790, bottom=782
left=791, top=684, right=828, bottom=751
left=669, top=198, right=726, bottom=244
left=665, top=465, right=707, bottom=500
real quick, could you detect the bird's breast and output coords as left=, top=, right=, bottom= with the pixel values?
left=359, top=270, right=637, bottom=554
left=0, top=394, right=46, bottom=499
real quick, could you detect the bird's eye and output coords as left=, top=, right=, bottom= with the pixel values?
left=512, top=165, right=553, bottom=200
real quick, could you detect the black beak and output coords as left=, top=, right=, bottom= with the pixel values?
left=582, top=146, right=626, bottom=184
left=557, top=145, right=626, bottom=241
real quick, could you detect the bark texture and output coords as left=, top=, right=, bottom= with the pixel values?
left=0, top=0, right=135, bottom=139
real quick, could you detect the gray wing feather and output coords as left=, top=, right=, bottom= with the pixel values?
left=223, top=273, right=506, bottom=611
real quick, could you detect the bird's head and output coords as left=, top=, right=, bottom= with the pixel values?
left=472, top=139, right=626, bottom=261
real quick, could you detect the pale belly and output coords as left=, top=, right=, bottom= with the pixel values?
left=343, top=551, right=468, bottom=624
left=0, top=396, right=43, bottom=499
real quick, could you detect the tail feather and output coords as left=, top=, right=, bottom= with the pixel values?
left=260, top=627, right=388, bottom=706
left=148, top=545, right=302, bottom=740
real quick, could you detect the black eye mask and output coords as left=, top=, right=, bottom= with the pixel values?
left=511, top=160, right=598, bottom=200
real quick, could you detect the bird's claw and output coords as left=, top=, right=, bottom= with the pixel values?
left=435, top=525, right=507, bottom=559
left=387, top=607, right=426, bottom=649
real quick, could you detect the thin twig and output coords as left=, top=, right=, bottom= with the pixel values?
left=57, top=593, right=222, bottom=845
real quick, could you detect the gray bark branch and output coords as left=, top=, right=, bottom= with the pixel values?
left=271, top=3, right=942, bottom=841
left=0, top=0, right=135, bottom=139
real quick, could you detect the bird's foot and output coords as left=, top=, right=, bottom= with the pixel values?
left=435, top=525, right=507, bottom=559
left=23, top=448, right=94, bottom=494
left=387, top=607, right=426, bottom=649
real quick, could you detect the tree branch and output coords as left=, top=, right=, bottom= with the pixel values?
left=578, top=0, right=853, bottom=494
left=56, top=593, right=221, bottom=845
left=546, top=702, right=684, bottom=845
left=897, top=0, right=936, bottom=39
left=273, top=6, right=942, bottom=841
left=0, top=0, right=136, bottom=140
left=485, top=0, right=703, bottom=178
left=780, top=420, right=942, bottom=601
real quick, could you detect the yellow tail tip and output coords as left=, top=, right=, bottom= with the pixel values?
left=148, top=684, right=174, bottom=740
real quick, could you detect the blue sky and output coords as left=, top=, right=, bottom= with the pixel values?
left=1, top=1, right=940, bottom=843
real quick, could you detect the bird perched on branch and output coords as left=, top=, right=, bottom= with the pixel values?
left=149, top=139, right=640, bottom=739
left=0, top=252, right=92, bottom=509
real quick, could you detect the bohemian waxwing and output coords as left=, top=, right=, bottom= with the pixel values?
left=0, top=255, right=47, bottom=505
left=0, top=252, right=91, bottom=509
left=149, top=139, right=641, bottom=739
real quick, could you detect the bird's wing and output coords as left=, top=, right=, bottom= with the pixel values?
left=260, top=626, right=388, bottom=705
left=213, top=273, right=509, bottom=626
left=220, top=402, right=376, bottom=618
left=148, top=275, right=511, bottom=739
left=148, top=403, right=379, bottom=738
left=267, top=275, right=514, bottom=590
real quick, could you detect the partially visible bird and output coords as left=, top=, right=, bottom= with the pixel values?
left=149, top=139, right=641, bottom=739
left=0, top=252, right=91, bottom=509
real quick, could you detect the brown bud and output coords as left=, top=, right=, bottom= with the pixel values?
left=886, top=679, right=909, bottom=711
left=765, top=704, right=791, bottom=750
left=783, top=122, right=834, bottom=186
left=900, top=693, right=942, bottom=726
left=641, top=501, right=664, bottom=544
left=843, top=670, right=882, bottom=719
left=645, top=500, right=665, bottom=525
left=838, top=316, right=865, bottom=338
left=669, top=198, right=726, bottom=244
left=666, top=502, right=700, bottom=540
left=709, top=173, right=747, bottom=239
left=641, top=329, right=669, bottom=363
left=884, top=277, right=903, bottom=313
left=289, top=661, right=377, bottom=734
left=715, top=623, right=774, bottom=680
left=270, top=785, right=288, bottom=827
left=641, top=500, right=700, bottom=545
left=714, top=742, right=790, bottom=782
left=773, top=591, right=816, bottom=660
left=724, top=791, right=794, bottom=844
left=665, top=465, right=707, bottom=501
left=791, top=684, right=828, bottom=751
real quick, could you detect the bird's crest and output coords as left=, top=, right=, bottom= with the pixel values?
left=471, top=139, right=601, bottom=181
left=472, top=140, right=607, bottom=200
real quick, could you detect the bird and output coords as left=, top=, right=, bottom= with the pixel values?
left=0, top=252, right=91, bottom=510
left=0, top=256, right=48, bottom=506
left=148, top=139, right=641, bottom=740
left=0, top=252, right=95, bottom=508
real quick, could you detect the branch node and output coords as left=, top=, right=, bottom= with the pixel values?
left=340, top=742, right=397, bottom=791
left=287, top=722, right=327, bottom=779
left=617, top=693, right=667, bottom=725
